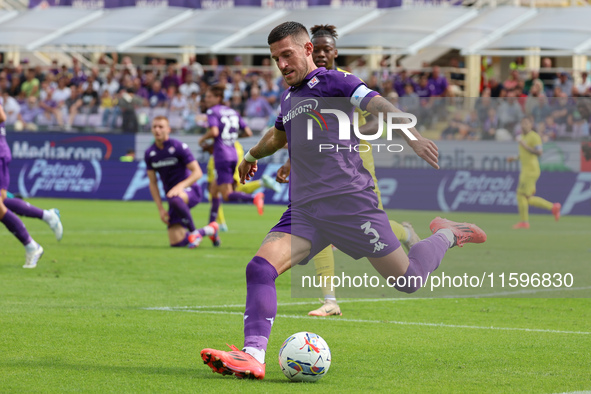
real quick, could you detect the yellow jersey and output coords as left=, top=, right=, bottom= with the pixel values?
left=519, top=131, right=542, bottom=177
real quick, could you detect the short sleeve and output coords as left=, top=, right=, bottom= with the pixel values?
left=330, top=71, right=379, bottom=111
left=178, top=141, right=195, bottom=165
left=206, top=109, right=220, bottom=128
left=144, top=150, right=153, bottom=170
left=238, top=114, right=248, bottom=130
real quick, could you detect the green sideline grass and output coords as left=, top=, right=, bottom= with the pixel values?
left=1, top=198, right=589, bottom=392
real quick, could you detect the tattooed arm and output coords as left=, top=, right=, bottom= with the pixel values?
left=364, top=95, right=440, bottom=169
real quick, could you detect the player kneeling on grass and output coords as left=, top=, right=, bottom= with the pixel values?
left=145, top=116, right=219, bottom=248
left=200, top=21, right=487, bottom=381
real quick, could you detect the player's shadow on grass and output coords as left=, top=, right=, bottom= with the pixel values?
left=1, top=360, right=295, bottom=383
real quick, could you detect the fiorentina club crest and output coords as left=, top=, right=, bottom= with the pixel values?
left=307, top=76, right=319, bottom=89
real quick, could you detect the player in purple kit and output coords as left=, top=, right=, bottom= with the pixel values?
left=145, top=116, right=218, bottom=248
left=199, top=85, right=263, bottom=224
left=201, top=22, right=487, bottom=380
left=1, top=100, right=51, bottom=268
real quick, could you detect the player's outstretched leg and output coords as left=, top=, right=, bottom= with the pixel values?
left=528, top=196, right=561, bottom=222
left=201, top=231, right=311, bottom=380
left=1, top=208, right=44, bottom=268
left=373, top=217, right=486, bottom=294
left=309, top=246, right=342, bottom=317
left=209, top=197, right=220, bottom=224
left=168, top=196, right=197, bottom=233
left=5, top=199, right=63, bottom=241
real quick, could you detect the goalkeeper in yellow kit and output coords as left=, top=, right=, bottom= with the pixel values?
left=508, top=117, right=561, bottom=229
left=275, top=24, right=420, bottom=317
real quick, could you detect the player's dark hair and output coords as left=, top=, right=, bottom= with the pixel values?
left=208, top=85, right=225, bottom=99
left=310, top=24, right=338, bottom=40
left=267, top=21, right=309, bottom=46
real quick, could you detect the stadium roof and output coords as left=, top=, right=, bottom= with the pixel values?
left=2, top=5, right=591, bottom=56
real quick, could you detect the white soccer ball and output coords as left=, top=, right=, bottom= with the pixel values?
left=278, top=332, right=331, bottom=382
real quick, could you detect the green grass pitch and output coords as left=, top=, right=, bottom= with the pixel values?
left=1, top=198, right=590, bottom=392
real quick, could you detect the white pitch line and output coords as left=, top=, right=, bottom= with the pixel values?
left=145, top=286, right=591, bottom=311
left=146, top=307, right=591, bottom=336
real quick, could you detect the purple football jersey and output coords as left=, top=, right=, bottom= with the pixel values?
left=274, top=68, right=379, bottom=205
left=206, top=104, right=247, bottom=162
left=0, top=97, right=10, bottom=161
left=144, top=138, right=196, bottom=194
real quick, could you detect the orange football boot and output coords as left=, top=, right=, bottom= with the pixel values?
left=512, top=222, right=530, bottom=229
left=253, top=192, right=264, bottom=216
left=208, top=221, right=221, bottom=247
left=201, top=344, right=265, bottom=380
left=429, top=217, right=487, bottom=247
left=552, top=203, right=561, bottom=222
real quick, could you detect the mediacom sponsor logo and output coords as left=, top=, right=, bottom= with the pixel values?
left=437, top=170, right=516, bottom=211
left=17, top=159, right=102, bottom=198
left=11, top=136, right=113, bottom=160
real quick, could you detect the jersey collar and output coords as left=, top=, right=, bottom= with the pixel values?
left=289, top=68, right=322, bottom=91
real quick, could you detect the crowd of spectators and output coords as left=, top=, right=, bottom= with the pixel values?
left=0, top=54, right=590, bottom=141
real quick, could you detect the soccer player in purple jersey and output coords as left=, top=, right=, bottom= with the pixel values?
left=145, top=116, right=218, bottom=248
left=200, top=85, right=264, bottom=223
left=1, top=101, right=50, bottom=268
left=201, top=22, right=487, bottom=380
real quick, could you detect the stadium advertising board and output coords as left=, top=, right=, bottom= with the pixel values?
left=29, top=0, right=409, bottom=8
left=7, top=160, right=591, bottom=215
left=6, top=132, right=135, bottom=161
left=375, top=169, right=591, bottom=216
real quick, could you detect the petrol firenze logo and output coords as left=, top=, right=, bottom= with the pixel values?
left=305, top=109, right=418, bottom=153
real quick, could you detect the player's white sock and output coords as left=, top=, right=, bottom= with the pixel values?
left=42, top=210, right=52, bottom=223
left=24, top=240, right=39, bottom=253
left=324, top=296, right=337, bottom=302
left=243, top=347, right=265, bottom=364
left=201, top=225, right=215, bottom=236
left=436, top=229, right=455, bottom=248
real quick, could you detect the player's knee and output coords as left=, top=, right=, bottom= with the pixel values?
left=168, top=196, right=185, bottom=210
left=246, top=256, right=278, bottom=284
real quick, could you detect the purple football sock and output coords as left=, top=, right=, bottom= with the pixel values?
left=209, top=197, right=220, bottom=223
left=1, top=209, right=33, bottom=245
left=171, top=233, right=190, bottom=247
left=4, top=199, right=44, bottom=219
left=243, top=256, right=278, bottom=352
left=228, top=192, right=254, bottom=203
left=395, top=232, right=448, bottom=293
left=167, top=196, right=196, bottom=232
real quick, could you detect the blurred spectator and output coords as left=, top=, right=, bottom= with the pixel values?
left=392, top=69, right=412, bottom=97
left=541, top=115, right=559, bottom=140
left=244, top=86, right=273, bottom=119
left=81, top=75, right=100, bottom=93
left=475, top=87, right=495, bottom=122
left=351, top=57, right=369, bottom=82
left=554, top=72, right=573, bottom=96
left=179, top=73, right=200, bottom=98
left=531, top=95, right=552, bottom=126
left=16, top=96, right=43, bottom=131
left=8, top=73, right=21, bottom=97
left=428, top=66, right=449, bottom=97
left=230, top=90, right=245, bottom=116
left=497, top=91, right=523, bottom=130
left=482, top=107, right=499, bottom=140
left=101, top=73, right=120, bottom=96
left=366, top=74, right=381, bottom=95
left=21, top=69, right=40, bottom=98
left=101, top=90, right=118, bottom=128
left=162, top=64, right=182, bottom=91
left=399, top=83, right=420, bottom=114
left=570, top=111, right=590, bottom=139
left=169, top=87, right=188, bottom=113
left=39, top=88, right=63, bottom=126
left=261, top=72, right=280, bottom=107
left=503, top=70, right=520, bottom=91
left=488, top=78, right=502, bottom=97
left=121, top=56, right=138, bottom=78
left=67, top=83, right=99, bottom=129
left=574, top=72, right=591, bottom=96
left=539, top=58, right=556, bottom=95
left=118, top=89, right=143, bottom=133
left=441, top=111, right=464, bottom=139
left=182, top=55, right=204, bottom=81
left=1, top=90, right=20, bottom=125
left=148, top=80, right=168, bottom=108
left=523, top=70, right=542, bottom=95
